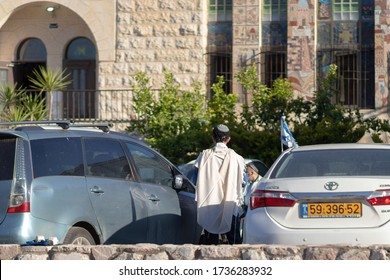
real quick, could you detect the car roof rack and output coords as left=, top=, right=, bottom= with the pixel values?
left=0, top=120, right=72, bottom=129
left=0, top=120, right=113, bottom=133
left=69, top=123, right=113, bottom=133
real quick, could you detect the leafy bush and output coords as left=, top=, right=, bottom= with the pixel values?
left=127, top=65, right=390, bottom=166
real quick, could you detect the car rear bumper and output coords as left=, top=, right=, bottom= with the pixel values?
left=0, top=213, right=69, bottom=244
left=243, top=210, right=390, bottom=246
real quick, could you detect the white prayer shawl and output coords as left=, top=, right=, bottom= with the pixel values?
left=195, top=143, right=244, bottom=234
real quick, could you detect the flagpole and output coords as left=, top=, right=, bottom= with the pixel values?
left=280, top=116, right=284, bottom=152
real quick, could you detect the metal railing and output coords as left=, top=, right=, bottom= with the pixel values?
left=59, top=89, right=137, bottom=122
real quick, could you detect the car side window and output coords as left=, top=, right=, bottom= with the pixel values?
left=125, top=142, right=173, bottom=187
left=0, top=137, right=16, bottom=181
left=31, top=138, right=84, bottom=178
left=84, top=138, right=133, bottom=180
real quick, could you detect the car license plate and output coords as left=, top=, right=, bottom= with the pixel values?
left=301, top=202, right=362, bottom=218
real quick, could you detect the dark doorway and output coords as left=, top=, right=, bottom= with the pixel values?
left=13, top=62, right=45, bottom=89
left=13, top=38, right=47, bottom=93
left=63, top=37, right=96, bottom=119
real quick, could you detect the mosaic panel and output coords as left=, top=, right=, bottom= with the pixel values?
left=208, top=23, right=233, bottom=47
left=333, top=22, right=358, bottom=45
left=318, top=0, right=331, bottom=19
left=361, top=0, right=374, bottom=20
left=317, top=22, right=332, bottom=47
left=246, top=25, right=259, bottom=44
left=234, top=6, right=246, bottom=24
left=318, top=51, right=332, bottom=76
left=262, top=23, right=287, bottom=46
left=246, top=6, right=259, bottom=25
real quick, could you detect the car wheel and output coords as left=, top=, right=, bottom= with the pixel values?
left=63, top=226, right=96, bottom=245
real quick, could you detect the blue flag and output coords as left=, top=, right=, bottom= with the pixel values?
left=281, top=116, right=297, bottom=149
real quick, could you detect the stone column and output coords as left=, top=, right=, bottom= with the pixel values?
left=232, top=0, right=261, bottom=106
left=287, top=0, right=316, bottom=99
left=374, top=0, right=390, bottom=111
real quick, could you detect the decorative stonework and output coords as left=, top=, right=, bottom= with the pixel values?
left=232, top=0, right=261, bottom=103
left=375, top=1, right=390, bottom=110
left=287, top=0, right=316, bottom=98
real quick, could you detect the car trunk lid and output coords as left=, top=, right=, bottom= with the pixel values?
left=256, top=177, right=390, bottom=229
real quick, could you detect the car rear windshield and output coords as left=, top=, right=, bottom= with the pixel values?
left=272, top=148, right=390, bottom=178
left=0, top=137, right=16, bottom=181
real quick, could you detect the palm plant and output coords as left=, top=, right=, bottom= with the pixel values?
left=28, top=66, right=72, bottom=120
left=2, top=106, right=31, bottom=122
left=21, top=92, right=47, bottom=121
left=0, top=83, right=29, bottom=121
left=0, top=83, right=48, bottom=122
left=0, top=83, right=24, bottom=110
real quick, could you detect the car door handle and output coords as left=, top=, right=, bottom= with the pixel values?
left=90, top=186, right=104, bottom=194
left=148, top=194, right=160, bottom=202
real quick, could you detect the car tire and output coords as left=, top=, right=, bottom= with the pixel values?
left=63, top=226, right=96, bottom=245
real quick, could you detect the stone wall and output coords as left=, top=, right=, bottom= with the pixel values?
left=103, top=0, right=208, bottom=90
left=1, top=244, right=389, bottom=260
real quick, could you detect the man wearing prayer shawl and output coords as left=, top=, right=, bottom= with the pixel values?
left=195, top=124, right=245, bottom=245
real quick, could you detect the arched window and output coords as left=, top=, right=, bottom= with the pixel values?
left=13, top=38, right=47, bottom=91
left=18, top=38, right=47, bottom=61
left=66, top=37, right=96, bottom=60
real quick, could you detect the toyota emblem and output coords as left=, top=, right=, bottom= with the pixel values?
left=324, top=181, right=339, bottom=191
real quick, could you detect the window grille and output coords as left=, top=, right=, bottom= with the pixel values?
left=317, top=0, right=374, bottom=109
left=208, top=52, right=232, bottom=95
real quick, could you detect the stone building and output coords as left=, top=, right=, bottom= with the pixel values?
left=0, top=0, right=388, bottom=122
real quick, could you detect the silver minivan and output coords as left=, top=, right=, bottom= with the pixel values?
left=0, top=121, right=201, bottom=245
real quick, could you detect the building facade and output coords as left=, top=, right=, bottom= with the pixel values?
left=0, top=0, right=389, bottom=122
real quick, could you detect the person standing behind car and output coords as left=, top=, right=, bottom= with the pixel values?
left=239, top=161, right=262, bottom=241
left=243, top=161, right=262, bottom=211
left=195, top=124, right=245, bottom=245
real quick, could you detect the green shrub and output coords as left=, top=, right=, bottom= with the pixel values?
left=127, top=65, right=390, bottom=166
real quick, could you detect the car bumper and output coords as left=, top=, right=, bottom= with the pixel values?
left=243, top=209, right=390, bottom=246
left=0, top=213, right=69, bottom=244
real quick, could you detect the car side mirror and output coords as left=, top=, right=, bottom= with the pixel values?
left=173, top=174, right=184, bottom=190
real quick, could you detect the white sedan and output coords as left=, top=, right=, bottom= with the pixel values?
left=243, top=143, right=390, bottom=245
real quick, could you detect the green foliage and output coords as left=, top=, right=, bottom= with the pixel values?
left=127, top=65, right=390, bottom=166
left=252, top=78, right=293, bottom=131
left=156, top=121, right=211, bottom=164
left=229, top=125, right=280, bottom=167
left=28, top=66, right=71, bottom=120
left=0, top=83, right=47, bottom=122
left=237, top=65, right=293, bottom=131
left=21, top=93, right=48, bottom=121
left=208, top=76, right=239, bottom=126
left=0, top=83, right=21, bottom=109
left=127, top=71, right=156, bottom=137
left=291, top=65, right=368, bottom=145
left=127, top=70, right=207, bottom=158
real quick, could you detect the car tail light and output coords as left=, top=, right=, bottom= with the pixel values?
left=8, top=139, right=30, bottom=213
left=367, top=189, right=390, bottom=206
left=250, top=190, right=297, bottom=210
